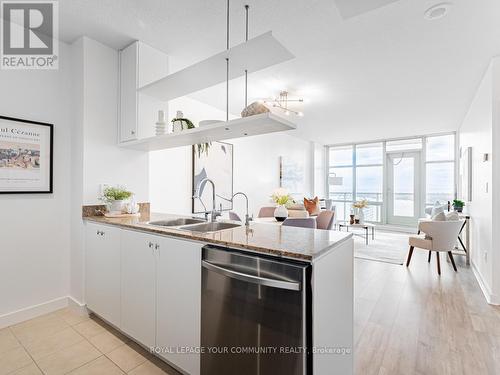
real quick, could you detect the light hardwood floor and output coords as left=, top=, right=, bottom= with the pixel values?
left=355, top=244, right=500, bottom=375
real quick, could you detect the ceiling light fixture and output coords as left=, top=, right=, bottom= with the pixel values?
left=424, top=3, right=452, bottom=20
left=264, top=91, right=304, bottom=117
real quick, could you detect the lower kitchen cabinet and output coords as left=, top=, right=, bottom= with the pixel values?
left=85, top=224, right=202, bottom=374
left=121, top=229, right=159, bottom=348
left=85, top=223, right=121, bottom=328
left=156, top=237, right=202, bottom=375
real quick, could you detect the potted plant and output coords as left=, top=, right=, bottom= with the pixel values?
left=352, top=199, right=369, bottom=224
left=453, top=199, right=465, bottom=213
left=100, top=186, right=133, bottom=214
left=271, top=188, right=294, bottom=221
left=171, top=111, right=211, bottom=157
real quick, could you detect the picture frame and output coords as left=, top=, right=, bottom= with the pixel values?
left=0, top=115, right=53, bottom=194
left=279, top=155, right=305, bottom=197
left=192, top=141, right=233, bottom=214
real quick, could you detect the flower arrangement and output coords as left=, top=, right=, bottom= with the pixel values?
left=352, top=199, right=369, bottom=209
left=271, top=188, right=294, bottom=207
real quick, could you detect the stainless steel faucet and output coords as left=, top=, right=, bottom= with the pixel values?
left=195, top=178, right=221, bottom=222
left=232, top=192, right=252, bottom=226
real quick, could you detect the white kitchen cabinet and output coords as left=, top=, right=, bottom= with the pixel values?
left=85, top=223, right=121, bottom=328
left=156, top=237, right=202, bottom=375
left=120, top=230, right=159, bottom=348
left=119, top=41, right=168, bottom=143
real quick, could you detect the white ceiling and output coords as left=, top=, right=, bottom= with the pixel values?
left=59, top=0, right=500, bottom=144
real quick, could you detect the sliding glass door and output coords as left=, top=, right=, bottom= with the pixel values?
left=386, top=152, right=421, bottom=226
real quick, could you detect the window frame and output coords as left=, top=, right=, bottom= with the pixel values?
left=326, top=132, right=457, bottom=225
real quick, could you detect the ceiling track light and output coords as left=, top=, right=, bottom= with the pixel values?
left=263, top=91, right=304, bottom=117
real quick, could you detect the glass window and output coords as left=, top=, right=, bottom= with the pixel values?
left=356, top=143, right=383, bottom=165
left=426, top=162, right=455, bottom=205
left=363, top=205, right=381, bottom=222
left=333, top=203, right=349, bottom=223
left=386, top=138, right=422, bottom=152
left=328, top=168, right=352, bottom=201
left=329, top=146, right=353, bottom=167
left=356, top=166, right=383, bottom=202
left=426, top=135, right=455, bottom=161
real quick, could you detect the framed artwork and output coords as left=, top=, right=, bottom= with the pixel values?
left=279, top=155, right=305, bottom=197
left=0, top=116, right=53, bottom=194
left=192, top=141, right=233, bottom=213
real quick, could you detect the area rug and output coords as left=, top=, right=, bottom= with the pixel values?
left=353, top=229, right=410, bottom=265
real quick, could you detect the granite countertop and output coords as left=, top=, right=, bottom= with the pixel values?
left=83, top=212, right=352, bottom=262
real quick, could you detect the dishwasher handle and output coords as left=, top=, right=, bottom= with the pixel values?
left=202, top=260, right=301, bottom=291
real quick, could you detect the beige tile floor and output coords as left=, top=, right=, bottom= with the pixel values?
left=0, top=309, right=180, bottom=375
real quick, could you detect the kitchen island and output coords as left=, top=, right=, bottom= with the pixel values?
left=83, top=209, right=353, bottom=375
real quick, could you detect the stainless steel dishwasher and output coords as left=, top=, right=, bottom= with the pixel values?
left=201, top=245, right=312, bottom=375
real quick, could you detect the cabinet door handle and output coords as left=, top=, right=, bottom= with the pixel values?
left=148, top=241, right=154, bottom=248
left=131, top=130, right=136, bottom=135
left=155, top=244, right=160, bottom=250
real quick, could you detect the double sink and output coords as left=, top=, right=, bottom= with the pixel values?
left=148, top=218, right=241, bottom=233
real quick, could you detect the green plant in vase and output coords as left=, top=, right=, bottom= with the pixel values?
left=271, top=188, right=295, bottom=221
left=452, top=199, right=465, bottom=213
left=171, top=114, right=211, bottom=157
left=99, top=186, right=133, bottom=213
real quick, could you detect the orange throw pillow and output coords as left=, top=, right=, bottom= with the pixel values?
left=304, top=197, right=320, bottom=216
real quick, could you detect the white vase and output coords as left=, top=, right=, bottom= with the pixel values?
left=358, top=208, right=365, bottom=224
left=274, top=205, right=288, bottom=222
left=109, top=200, right=126, bottom=214
left=172, top=120, right=183, bottom=133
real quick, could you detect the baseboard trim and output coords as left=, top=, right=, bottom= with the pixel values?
left=0, top=296, right=88, bottom=329
left=0, top=297, right=69, bottom=329
left=471, top=262, right=500, bottom=305
left=67, top=296, right=88, bottom=316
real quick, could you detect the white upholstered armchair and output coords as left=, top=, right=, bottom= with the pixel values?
left=406, top=219, right=464, bottom=275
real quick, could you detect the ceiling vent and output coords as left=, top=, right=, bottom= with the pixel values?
left=424, top=3, right=452, bottom=20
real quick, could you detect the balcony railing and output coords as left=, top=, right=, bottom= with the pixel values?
left=329, top=192, right=454, bottom=223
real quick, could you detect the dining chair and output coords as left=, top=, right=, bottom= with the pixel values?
left=258, top=207, right=276, bottom=218
left=229, top=211, right=242, bottom=221
left=282, top=217, right=317, bottom=229
left=288, top=209, right=309, bottom=218
left=316, top=210, right=335, bottom=230
left=406, top=219, right=464, bottom=275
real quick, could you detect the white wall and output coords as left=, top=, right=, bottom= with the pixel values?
left=459, top=58, right=498, bottom=303
left=313, top=142, right=327, bottom=198
left=150, top=97, right=316, bottom=217
left=70, top=37, right=150, bottom=303
left=0, top=44, right=73, bottom=318
left=81, top=38, right=149, bottom=204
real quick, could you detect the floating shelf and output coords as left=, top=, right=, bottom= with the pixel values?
left=119, top=113, right=296, bottom=151
left=138, top=32, right=295, bottom=102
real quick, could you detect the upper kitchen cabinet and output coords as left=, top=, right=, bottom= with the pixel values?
left=119, top=41, right=168, bottom=143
